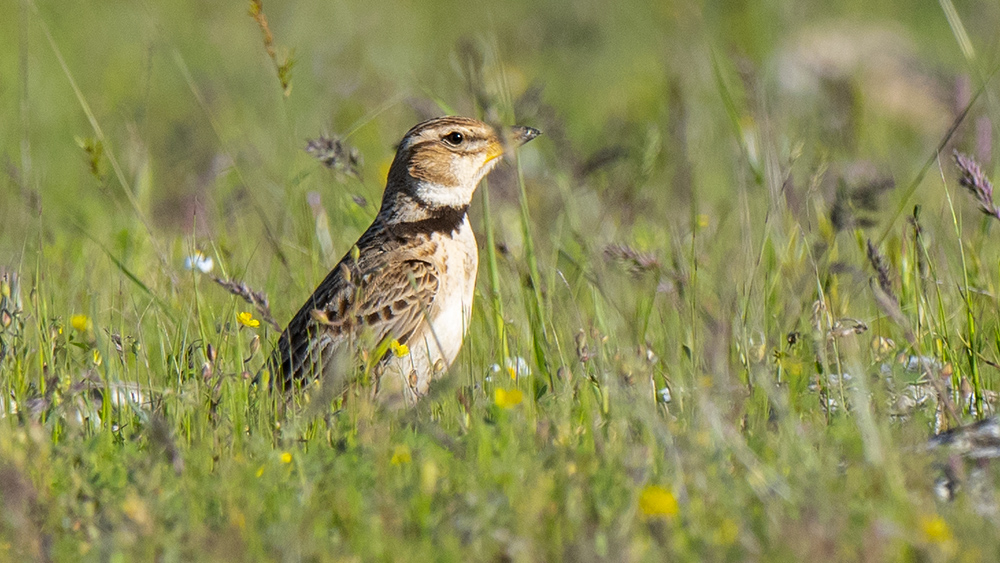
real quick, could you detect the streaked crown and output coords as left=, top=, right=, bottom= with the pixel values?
left=383, top=116, right=540, bottom=211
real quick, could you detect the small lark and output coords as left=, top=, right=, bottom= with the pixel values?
left=270, top=116, right=540, bottom=405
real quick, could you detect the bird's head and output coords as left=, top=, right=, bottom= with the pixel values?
left=384, top=116, right=540, bottom=211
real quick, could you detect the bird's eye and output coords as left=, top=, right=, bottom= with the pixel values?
left=443, top=131, right=464, bottom=145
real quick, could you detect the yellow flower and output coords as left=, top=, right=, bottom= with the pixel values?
left=638, top=485, right=678, bottom=519
left=121, top=492, right=150, bottom=529
left=920, top=514, right=952, bottom=543
left=70, top=314, right=92, bottom=332
left=92, top=349, right=102, bottom=366
left=390, top=339, right=409, bottom=358
left=280, top=452, right=292, bottom=464
left=231, top=509, right=246, bottom=531
left=420, top=460, right=439, bottom=495
left=237, top=311, right=260, bottom=328
left=494, top=388, right=524, bottom=408
left=255, top=466, right=265, bottom=478
left=390, top=445, right=411, bottom=465
left=713, top=518, right=739, bottom=545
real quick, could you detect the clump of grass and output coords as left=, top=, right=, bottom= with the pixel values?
left=6, top=1, right=1000, bottom=560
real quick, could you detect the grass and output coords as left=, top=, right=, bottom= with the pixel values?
left=3, top=0, right=1000, bottom=560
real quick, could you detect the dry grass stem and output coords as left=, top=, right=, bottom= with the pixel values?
left=248, top=0, right=294, bottom=96
left=953, top=150, right=1000, bottom=220
left=305, top=135, right=363, bottom=179
left=211, top=275, right=281, bottom=330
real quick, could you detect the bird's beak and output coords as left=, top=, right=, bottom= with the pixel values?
left=485, top=125, right=542, bottom=164
left=509, top=125, right=542, bottom=147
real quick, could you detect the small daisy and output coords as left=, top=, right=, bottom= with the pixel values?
left=184, top=251, right=214, bottom=273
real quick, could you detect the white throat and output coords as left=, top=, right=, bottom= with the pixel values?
left=412, top=156, right=500, bottom=208
left=413, top=180, right=476, bottom=208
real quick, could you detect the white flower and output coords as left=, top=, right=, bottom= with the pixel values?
left=184, top=251, right=214, bottom=273
left=509, top=356, right=531, bottom=378
left=487, top=356, right=532, bottom=380
left=657, top=387, right=672, bottom=403
left=0, top=397, right=17, bottom=418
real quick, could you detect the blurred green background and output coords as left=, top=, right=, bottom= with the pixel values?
left=4, top=0, right=1000, bottom=560
left=5, top=0, right=994, bottom=263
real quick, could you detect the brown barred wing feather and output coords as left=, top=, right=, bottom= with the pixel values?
left=269, top=250, right=439, bottom=391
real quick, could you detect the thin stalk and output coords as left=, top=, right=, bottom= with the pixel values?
left=515, top=156, right=552, bottom=387
left=942, top=165, right=983, bottom=417
left=480, top=180, right=509, bottom=367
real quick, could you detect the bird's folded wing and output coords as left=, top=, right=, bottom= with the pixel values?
left=273, top=257, right=439, bottom=388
